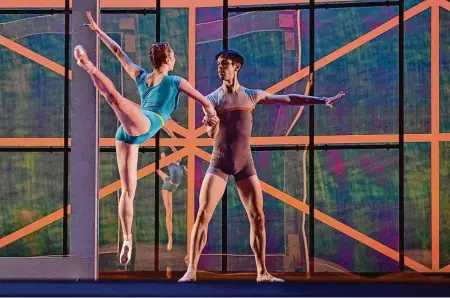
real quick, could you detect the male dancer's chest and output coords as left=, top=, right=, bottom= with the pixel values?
left=216, top=91, right=254, bottom=113
left=213, top=90, right=254, bottom=158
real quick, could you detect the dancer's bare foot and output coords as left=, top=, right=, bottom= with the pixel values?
left=256, top=272, right=285, bottom=283
left=178, top=269, right=196, bottom=282
left=74, top=45, right=96, bottom=74
left=167, top=238, right=173, bottom=251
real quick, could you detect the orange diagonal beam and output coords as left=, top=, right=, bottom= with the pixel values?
left=0, top=206, right=72, bottom=250
left=0, top=149, right=188, bottom=249
left=439, top=0, right=450, bottom=11
left=194, top=0, right=431, bottom=137
left=0, top=34, right=71, bottom=79
left=431, top=1, right=440, bottom=272
left=194, top=147, right=431, bottom=272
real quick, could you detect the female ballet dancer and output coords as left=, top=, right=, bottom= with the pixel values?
left=74, top=11, right=218, bottom=266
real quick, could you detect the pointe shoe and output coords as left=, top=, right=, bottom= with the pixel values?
left=119, top=239, right=132, bottom=266
left=256, top=273, right=285, bottom=283
left=73, top=45, right=96, bottom=74
left=167, top=239, right=173, bottom=251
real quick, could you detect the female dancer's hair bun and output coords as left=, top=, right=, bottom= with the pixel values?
left=150, top=42, right=173, bottom=69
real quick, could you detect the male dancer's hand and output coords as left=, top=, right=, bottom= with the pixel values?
left=84, top=11, right=100, bottom=32
left=325, top=91, right=345, bottom=108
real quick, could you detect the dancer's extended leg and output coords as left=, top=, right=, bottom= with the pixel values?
left=74, top=45, right=150, bottom=136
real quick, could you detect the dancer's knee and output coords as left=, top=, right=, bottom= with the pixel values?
left=196, top=209, right=212, bottom=227
left=166, top=209, right=173, bottom=221
left=249, top=210, right=265, bottom=228
left=120, top=187, right=136, bottom=200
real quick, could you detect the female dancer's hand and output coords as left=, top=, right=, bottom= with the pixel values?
left=84, top=11, right=100, bottom=32
left=203, top=115, right=220, bottom=138
left=202, top=108, right=220, bottom=138
left=204, top=104, right=217, bottom=120
left=325, top=91, right=345, bottom=108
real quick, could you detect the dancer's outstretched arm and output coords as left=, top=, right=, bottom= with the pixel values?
left=84, top=11, right=143, bottom=81
left=257, top=90, right=345, bottom=108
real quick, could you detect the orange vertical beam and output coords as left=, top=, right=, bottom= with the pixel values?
left=187, top=4, right=197, bottom=258
left=431, top=2, right=440, bottom=272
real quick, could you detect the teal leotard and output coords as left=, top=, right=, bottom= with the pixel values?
left=115, top=70, right=182, bottom=145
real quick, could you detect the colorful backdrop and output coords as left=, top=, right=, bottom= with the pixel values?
left=0, top=0, right=448, bottom=275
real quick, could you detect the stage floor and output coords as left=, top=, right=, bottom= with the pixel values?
left=2, top=277, right=450, bottom=297
left=100, top=270, right=450, bottom=283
